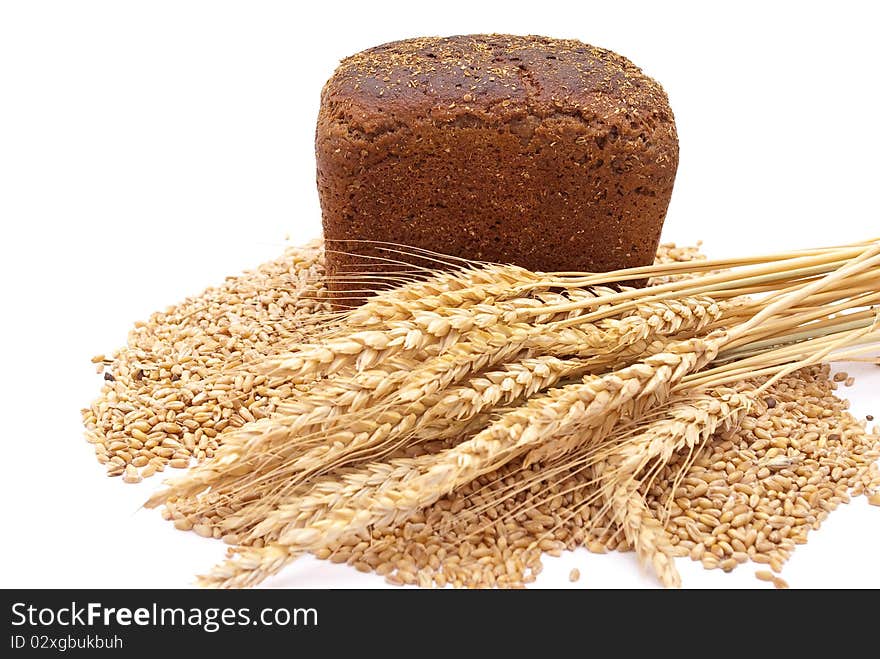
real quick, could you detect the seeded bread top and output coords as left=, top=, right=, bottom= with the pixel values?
left=321, top=34, right=673, bottom=133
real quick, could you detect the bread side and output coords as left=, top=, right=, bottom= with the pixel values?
left=317, top=35, right=679, bottom=295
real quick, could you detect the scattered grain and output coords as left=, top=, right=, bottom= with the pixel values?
left=122, top=465, right=141, bottom=484
left=755, top=570, right=774, bottom=583
left=772, top=576, right=790, bottom=589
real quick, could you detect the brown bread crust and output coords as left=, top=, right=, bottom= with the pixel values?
left=317, top=34, right=678, bottom=295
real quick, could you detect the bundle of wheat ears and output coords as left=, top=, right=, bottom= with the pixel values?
left=89, top=236, right=880, bottom=588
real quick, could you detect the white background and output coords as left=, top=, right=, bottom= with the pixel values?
left=1, top=0, right=878, bottom=589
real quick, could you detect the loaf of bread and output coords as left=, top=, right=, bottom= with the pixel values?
left=316, top=34, right=678, bottom=296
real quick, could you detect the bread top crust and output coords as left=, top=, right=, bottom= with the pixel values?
left=320, top=34, right=674, bottom=134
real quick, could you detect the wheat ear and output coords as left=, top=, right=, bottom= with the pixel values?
left=195, top=334, right=723, bottom=587
left=142, top=356, right=419, bottom=507
left=281, top=333, right=723, bottom=540
left=277, top=298, right=724, bottom=481
left=150, top=297, right=724, bottom=508
left=197, top=243, right=880, bottom=586
left=253, top=288, right=585, bottom=383
left=596, top=389, right=753, bottom=586
left=607, top=390, right=754, bottom=477
left=197, top=544, right=297, bottom=589
left=605, top=482, right=681, bottom=587
left=343, top=263, right=545, bottom=328
left=158, top=346, right=617, bottom=537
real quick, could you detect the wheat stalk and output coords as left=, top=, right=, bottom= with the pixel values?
left=198, top=544, right=299, bottom=589
left=193, top=334, right=723, bottom=587
left=607, top=390, right=753, bottom=476
left=152, top=238, right=880, bottom=588
left=197, top=248, right=879, bottom=586
left=343, top=263, right=544, bottom=327
left=593, top=389, right=754, bottom=586
left=605, top=480, right=681, bottom=587
left=149, top=354, right=588, bottom=521
left=148, top=297, right=726, bottom=511
left=507, top=332, right=723, bottom=466
left=254, top=290, right=594, bottom=383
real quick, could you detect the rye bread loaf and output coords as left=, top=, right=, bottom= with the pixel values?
left=316, top=34, right=678, bottom=297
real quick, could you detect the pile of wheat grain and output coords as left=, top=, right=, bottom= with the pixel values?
left=83, top=238, right=880, bottom=588
left=287, top=365, right=878, bottom=588
left=81, top=240, right=333, bottom=482
left=653, top=366, right=880, bottom=574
